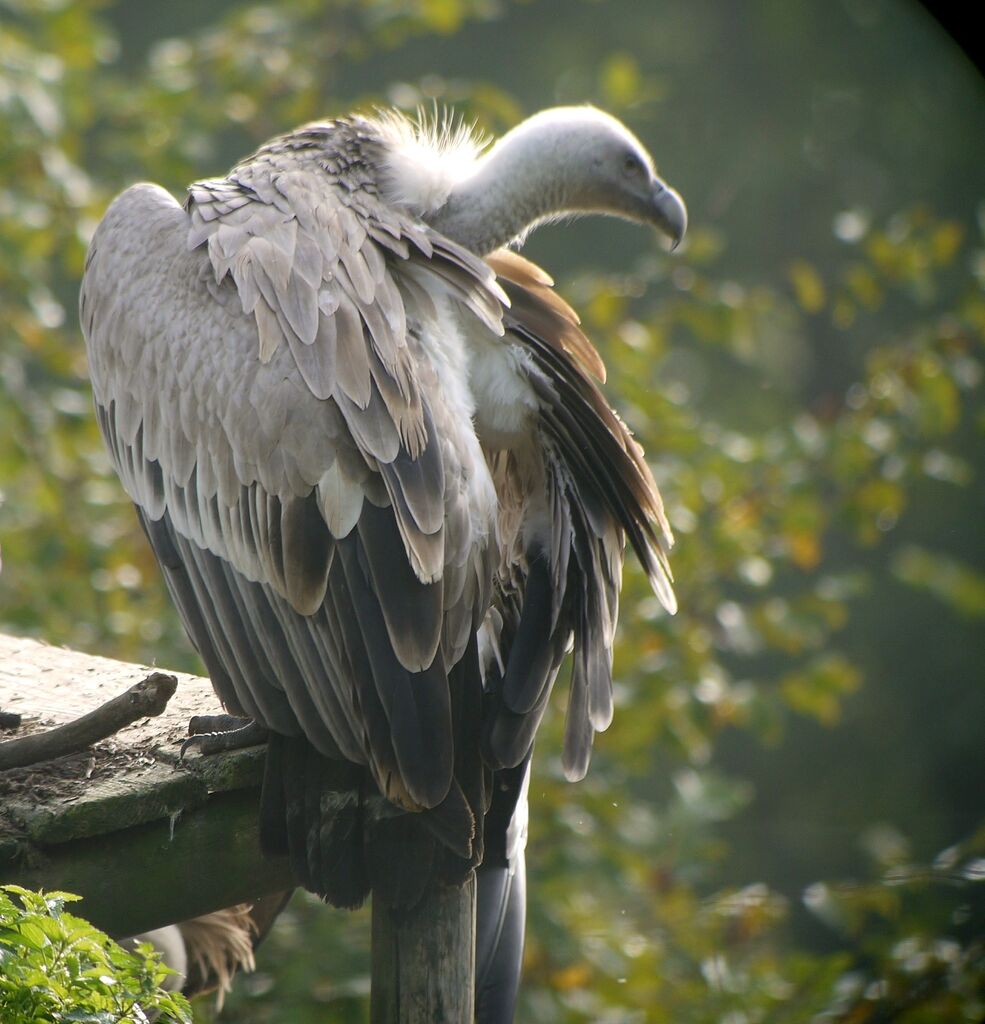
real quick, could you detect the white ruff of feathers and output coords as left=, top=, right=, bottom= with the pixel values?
left=374, top=107, right=488, bottom=217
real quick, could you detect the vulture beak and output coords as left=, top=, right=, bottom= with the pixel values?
left=650, top=180, right=687, bottom=250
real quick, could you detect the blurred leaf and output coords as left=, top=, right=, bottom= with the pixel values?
left=892, top=546, right=985, bottom=619
left=779, top=654, right=861, bottom=725
left=600, top=53, right=641, bottom=107
left=788, top=258, right=826, bottom=313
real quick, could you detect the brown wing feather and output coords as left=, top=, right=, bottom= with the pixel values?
left=487, top=249, right=607, bottom=383
left=481, top=251, right=675, bottom=782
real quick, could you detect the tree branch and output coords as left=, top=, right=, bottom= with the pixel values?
left=0, top=672, right=178, bottom=771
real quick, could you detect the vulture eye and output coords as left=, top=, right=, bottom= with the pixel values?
left=623, top=153, right=644, bottom=178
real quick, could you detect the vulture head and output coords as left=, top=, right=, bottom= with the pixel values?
left=378, top=105, right=687, bottom=255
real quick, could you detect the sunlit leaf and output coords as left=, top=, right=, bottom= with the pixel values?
left=892, top=545, right=985, bottom=619
left=779, top=654, right=861, bottom=725
left=788, top=258, right=826, bottom=313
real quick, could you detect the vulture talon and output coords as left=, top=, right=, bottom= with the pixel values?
left=180, top=719, right=269, bottom=759
left=187, top=713, right=253, bottom=736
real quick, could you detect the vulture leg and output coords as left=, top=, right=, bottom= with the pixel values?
left=476, top=856, right=526, bottom=1024
left=475, top=757, right=530, bottom=1024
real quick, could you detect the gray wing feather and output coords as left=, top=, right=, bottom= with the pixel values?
left=81, top=172, right=500, bottom=810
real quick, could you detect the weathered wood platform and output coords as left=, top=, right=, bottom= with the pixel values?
left=1, top=632, right=478, bottom=1021
left=0, top=633, right=293, bottom=938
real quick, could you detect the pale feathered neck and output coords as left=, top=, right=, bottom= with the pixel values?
left=373, top=108, right=488, bottom=218
left=373, top=106, right=657, bottom=256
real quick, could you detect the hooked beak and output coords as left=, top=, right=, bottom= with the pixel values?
left=651, top=179, right=687, bottom=250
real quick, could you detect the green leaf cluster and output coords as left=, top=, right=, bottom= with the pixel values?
left=0, top=885, right=191, bottom=1024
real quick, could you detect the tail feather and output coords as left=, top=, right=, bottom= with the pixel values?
left=365, top=804, right=436, bottom=911
left=260, top=735, right=368, bottom=909
left=259, top=633, right=489, bottom=911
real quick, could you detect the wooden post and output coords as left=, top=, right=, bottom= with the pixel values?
left=370, top=873, right=476, bottom=1024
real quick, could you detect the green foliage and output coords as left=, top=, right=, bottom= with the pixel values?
left=1, top=0, right=983, bottom=1021
left=0, top=885, right=191, bottom=1023
left=892, top=545, right=985, bottom=619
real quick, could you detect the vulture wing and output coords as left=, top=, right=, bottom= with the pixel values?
left=80, top=148, right=506, bottom=900
left=480, top=250, right=675, bottom=784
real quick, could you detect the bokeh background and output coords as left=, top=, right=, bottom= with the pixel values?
left=1, top=1, right=983, bottom=1020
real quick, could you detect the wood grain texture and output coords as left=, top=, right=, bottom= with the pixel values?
left=371, top=873, right=476, bottom=1024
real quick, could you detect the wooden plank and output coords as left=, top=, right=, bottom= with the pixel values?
left=0, top=633, right=220, bottom=738
left=4, top=788, right=294, bottom=938
left=0, top=634, right=234, bottom=845
left=0, top=633, right=292, bottom=937
left=370, top=874, right=476, bottom=1024
left=1, top=633, right=481, bottom=1010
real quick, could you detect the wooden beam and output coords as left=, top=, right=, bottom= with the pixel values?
left=5, top=788, right=294, bottom=938
left=0, top=633, right=291, bottom=937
